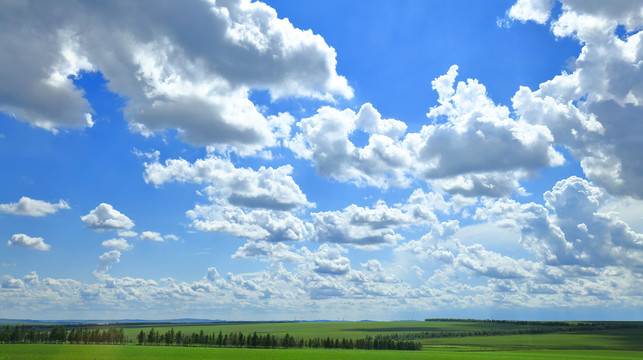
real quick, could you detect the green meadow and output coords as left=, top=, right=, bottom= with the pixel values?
left=118, top=319, right=569, bottom=339
left=1, top=320, right=642, bottom=359
left=1, top=344, right=641, bottom=360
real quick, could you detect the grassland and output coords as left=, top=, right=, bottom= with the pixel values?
left=1, top=344, right=642, bottom=360
left=1, top=320, right=642, bottom=359
left=117, top=319, right=571, bottom=340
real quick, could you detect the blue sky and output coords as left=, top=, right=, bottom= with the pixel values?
left=1, top=0, right=642, bottom=321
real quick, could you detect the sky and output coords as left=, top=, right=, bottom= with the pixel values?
left=1, top=0, right=642, bottom=321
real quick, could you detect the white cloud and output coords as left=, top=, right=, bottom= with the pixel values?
left=359, top=259, right=400, bottom=284
left=117, top=230, right=138, bottom=238
left=146, top=154, right=313, bottom=242
left=291, top=67, right=565, bottom=196
left=396, top=220, right=460, bottom=261
left=408, top=65, right=564, bottom=196
left=81, top=203, right=135, bottom=231
left=140, top=231, right=164, bottom=242
left=309, top=190, right=471, bottom=249
left=0, top=0, right=351, bottom=153
left=311, top=203, right=409, bottom=249
left=189, top=204, right=311, bottom=242
left=313, top=244, right=351, bottom=275
left=511, top=0, right=643, bottom=198
left=288, top=103, right=412, bottom=188
left=145, top=155, right=311, bottom=211
left=558, top=0, right=643, bottom=32
left=96, top=250, right=121, bottom=274
left=0, top=23, right=94, bottom=132
left=7, top=234, right=51, bottom=251
left=455, top=244, right=539, bottom=279
left=1, top=275, right=24, bottom=289
left=507, top=0, right=554, bottom=24
left=23, top=271, right=39, bottom=286
left=102, top=238, right=133, bottom=251
left=164, top=234, right=179, bottom=241
left=232, top=241, right=305, bottom=263
left=0, top=196, right=70, bottom=216
left=477, top=176, right=643, bottom=268
left=355, top=103, right=408, bottom=139
left=3, top=244, right=643, bottom=320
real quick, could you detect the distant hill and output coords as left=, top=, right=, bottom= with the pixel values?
left=0, top=318, right=224, bottom=324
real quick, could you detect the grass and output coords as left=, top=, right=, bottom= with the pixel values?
left=2, top=320, right=642, bottom=359
left=118, top=320, right=554, bottom=340
left=1, top=344, right=642, bottom=360
left=423, top=328, right=643, bottom=351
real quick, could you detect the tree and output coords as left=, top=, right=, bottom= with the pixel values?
left=165, top=328, right=174, bottom=346
left=26, top=328, right=37, bottom=343
left=137, top=330, right=146, bottom=345
left=148, top=328, right=156, bottom=345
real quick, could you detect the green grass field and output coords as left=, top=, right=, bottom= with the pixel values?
left=1, top=344, right=641, bottom=360
left=424, top=330, right=643, bottom=351
left=1, top=320, right=642, bottom=359
left=118, top=320, right=564, bottom=340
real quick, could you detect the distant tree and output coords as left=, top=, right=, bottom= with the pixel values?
left=148, top=328, right=156, bottom=345
left=26, top=327, right=37, bottom=343
left=137, top=330, right=146, bottom=345
left=165, top=328, right=174, bottom=346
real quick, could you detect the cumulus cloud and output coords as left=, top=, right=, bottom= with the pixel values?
left=309, top=190, right=471, bottom=249
left=164, top=234, right=179, bottom=241
left=291, top=67, right=565, bottom=196
left=395, top=220, right=460, bottom=265
left=408, top=65, right=564, bottom=196
left=3, top=243, right=643, bottom=319
left=310, top=200, right=419, bottom=249
left=140, top=231, right=164, bottom=242
left=102, top=238, right=133, bottom=251
left=477, top=176, right=643, bottom=268
left=96, top=250, right=121, bottom=274
left=229, top=242, right=404, bottom=300
left=0, top=196, right=70, bottom=216
left=23, top=271, right=39, bottom=286
left=144, top=156, right=311, bottom=211
left=81, top=203, right=135, bottom=231
left=232, top=240, right=304, bottom=263
left=510, top=0, right=643, bottom=198
left=288, top=103, right=412, bottom=188
left=1, top=275, right=24, bottom=289
left=145, top=154, right=314, bottom=242
left=455, top=244, right=539, bottom=279
left=313, top=244, right=351, bottom=275
left=117, top=230, right=138, bottom=238
left=0, top=0, right=351, bottom=153
left=188, top=204, right=311, bottom=242
left=507, top=0, right=554, bottom=24
left=7, top=234, right=51, bottom=251
left=556, top=0, right=643, bottom=32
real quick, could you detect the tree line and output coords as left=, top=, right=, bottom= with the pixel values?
left=425, top=318, right=573, bottom=326
left=136, top=328, right=422, bottom=350
left=412, top=320, right=643, bottom=340
left=0, top=324, right=421, bottom=351
left=0, top=325, right=125, bottom=344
